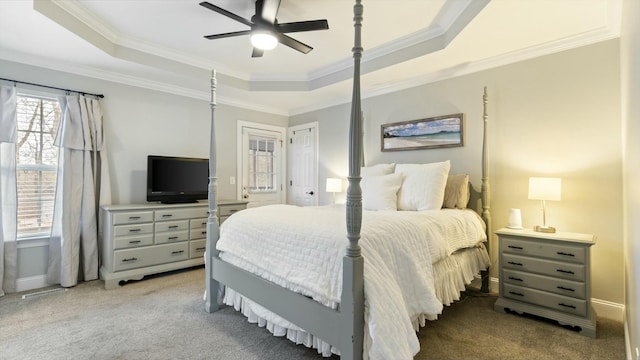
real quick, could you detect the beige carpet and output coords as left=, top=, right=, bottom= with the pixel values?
left=0, top=267, right=625, bottom=360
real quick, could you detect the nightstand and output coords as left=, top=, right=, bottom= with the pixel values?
left=493, top=228, right=596, bottom=337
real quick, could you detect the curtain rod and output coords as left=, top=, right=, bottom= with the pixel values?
left=0, top=77, right=104, bottom=98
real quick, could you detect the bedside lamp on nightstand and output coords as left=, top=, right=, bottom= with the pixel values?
left=528, top=177, right=561, bottom=233
left=326, top=178, right=342, bottom=205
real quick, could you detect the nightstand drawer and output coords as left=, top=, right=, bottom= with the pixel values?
left=503, top=283, right=587, bottom=317
left=503, top=269, right=586, bottom=299
left=503, top=253, right=585, bottom=281
left=502, top=236, right=586, bottom=264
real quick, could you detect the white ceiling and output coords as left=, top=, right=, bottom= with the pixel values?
left=0, top=0, right=621, bottom=116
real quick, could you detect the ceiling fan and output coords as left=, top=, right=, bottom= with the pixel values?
left=200, top=0, right=329, bottom=57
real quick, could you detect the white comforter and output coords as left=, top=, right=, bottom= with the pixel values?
left=216, top=204, right=486, bottom=360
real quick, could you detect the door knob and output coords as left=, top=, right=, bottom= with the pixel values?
left=243, top=194, right=249, bottom=199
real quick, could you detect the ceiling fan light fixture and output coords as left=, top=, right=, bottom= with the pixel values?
left=250, top=30, right=278, bottom=50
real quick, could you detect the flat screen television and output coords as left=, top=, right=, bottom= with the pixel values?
left=146, top=155, right=209, bottom=204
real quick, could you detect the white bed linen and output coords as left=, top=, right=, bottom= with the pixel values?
left=216, top=205, right=487, bottom=360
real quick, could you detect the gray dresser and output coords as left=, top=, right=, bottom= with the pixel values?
left=494, top=228, right=596, bottom=337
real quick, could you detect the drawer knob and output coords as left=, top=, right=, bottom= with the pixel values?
left=168, top=225, right=179, bottom=229
left=557, top=251, right=575, bottom=257
left=508, top=245, right=523, bottom=250
left=128, top=216, right=141, bottom=220
left=196, top=247, right=206, bottom=251
left=557, top=286, right=575, bottom=292
left=171, top=250, right=184, bottom=255
left=129, top=240, right=141, bottom=244
left=162, top=214, right=173, bottom=218
left=129, top=228, right=141, bottom=233
left=509, top=291, right=524, bottom=297
left=168, top=236, right=179, bottom=240
left=122, top=257, right=138, bottom=262
left=507, top=261, right=523, bottom=267
left=508, top=276, right=523, bottom=282
left=556, top=269, right=575, bottom=275
left=558, top=303, right=576, bottom=309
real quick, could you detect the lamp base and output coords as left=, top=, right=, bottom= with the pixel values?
left=534, top=225, right=556, bottom=233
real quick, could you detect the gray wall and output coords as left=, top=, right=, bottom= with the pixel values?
left=621, top=0, right=640, bottom=356
left=291, top=40, right=624, bottom=315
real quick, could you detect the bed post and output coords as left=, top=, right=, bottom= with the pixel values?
left=205, top=69, right=221, bottom=313
left=480, top=86, right=491, bottom=293
left=340, top=1, right=365, bottom=359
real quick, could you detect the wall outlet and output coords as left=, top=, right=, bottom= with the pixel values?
left=230, top=176, right=235, bottom=185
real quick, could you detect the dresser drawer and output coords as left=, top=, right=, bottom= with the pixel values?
left=502, top=253, right=585, bottom=281
left=503, top=269, right=586, bottom=299
left=503, top=283, right=587, bottom=317
left=155, top=230, right=189, bottom=244
left=190, top=228, right=208, bottom=240
left=190, top=218, right=208, bottom=230
left=155, top=220, right=189, bottom=233
left=114, top=234, right=154, bottom=250
left=190, top=239, right=207, bottom=259
left=113, top=223, right=153, bottom=237
left=113, top=242, right=189, bottom=271
left=155, top=208, right=209, bottom=221
left=113, top=211, right=154, bottom=225
left=501, top=236, right=586, bottom=264
left=219, top=204, right=245, bottom=217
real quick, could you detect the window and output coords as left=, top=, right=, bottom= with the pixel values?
left=248, top=135, right=276, bottom=192
left=15, top=94, right=61, bottom=239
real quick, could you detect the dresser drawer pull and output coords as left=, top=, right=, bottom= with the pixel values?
left=507, top=276, right=523, bottom=282
left=168, top=225, right=179, bottom=229
left=128, top=216, right=141, bottom=220
left=557, top=251, right=575, bottom=257
left=196, top=247, right=206, bottom=251
left=507, top=245, right=523, bottom=250
left=558, top=303, right=576, bottom=309
left=508, top=291, right=524, bottom=297
left=507, top=261, right=523, bottom=267
left=201, top=222, right=207, bottom=226
left=229, top=209, right=239, bottom=213
left=128, top=240, right=141, bottom=244
left=162, top=214, right=173, bottom=218
left=168, top=236, right=179, bottom=240
left=201, top=231, right=207, bottom=235
left=171, top=250, right=185, bottom=255
left=122, top=257, right=138, bottom=262
left=129, top=228, right=142, bottom=233
left=556, top=269, right=575, bottom=275
left=557, top=286, right=575, bottom=292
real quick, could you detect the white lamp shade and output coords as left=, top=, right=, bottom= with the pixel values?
left=250, top=31, right=278, bottom=50
left=326, top=178, right=342, bottom=193
left=528, top=177, right=562, bottom=201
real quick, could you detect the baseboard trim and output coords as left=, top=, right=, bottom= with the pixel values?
left=16, top=275, right=48, bottom=293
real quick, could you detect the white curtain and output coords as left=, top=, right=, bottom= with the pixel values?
left=0, top=86, right=18, bottom=296
left=47, top=94, right=111, bottom=287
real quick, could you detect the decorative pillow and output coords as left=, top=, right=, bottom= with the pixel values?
left=362, top=173, right=402, bottom=211
left=443, top=174, right=470, bottom=209
left=361, top=163, right=395, bottom=177
left=394, top=161, right=451, bottom=211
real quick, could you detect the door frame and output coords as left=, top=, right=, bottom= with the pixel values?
left=287, top=121, right=319, bottom=206
left=236, top=120, right=287, bottom=205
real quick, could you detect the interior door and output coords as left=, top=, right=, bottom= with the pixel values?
left=238, top=123, right=285, bottom=208
left=288, top=123, right=318, bottom=206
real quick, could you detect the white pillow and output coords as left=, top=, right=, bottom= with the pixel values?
left=361, top=163, right=395, bottom=177
left=394, top=161, right=451, bottom=211
left=362, top=173, right=402, bottom=211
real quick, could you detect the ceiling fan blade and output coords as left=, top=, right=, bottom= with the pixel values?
left=204, top=30, right=252, bottom=40
left=277, top=19, right=329, bottom=34
left=276, top=33, right=313, bottom=54
left=199, top=1, right=252, bottom=27
left=258, top=0, right=281, bottom=24
left=252, top=48, right=264, bottom=58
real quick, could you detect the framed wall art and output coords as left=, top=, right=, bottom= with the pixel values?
left=381, top=113, right=464, bottom=151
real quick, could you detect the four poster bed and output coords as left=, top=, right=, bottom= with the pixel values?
left=204, top=1, right=492, bottom=359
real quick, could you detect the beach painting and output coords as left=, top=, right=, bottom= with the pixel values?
left=381, top=113, right=464, bottom=151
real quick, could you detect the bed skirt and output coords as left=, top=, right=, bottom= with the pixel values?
left=221, top=243, right=490, bottom=358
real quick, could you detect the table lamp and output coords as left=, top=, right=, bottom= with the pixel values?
left=326, top=178, right=342, bottom=205
left=528, top=177, right=562, bottom=233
